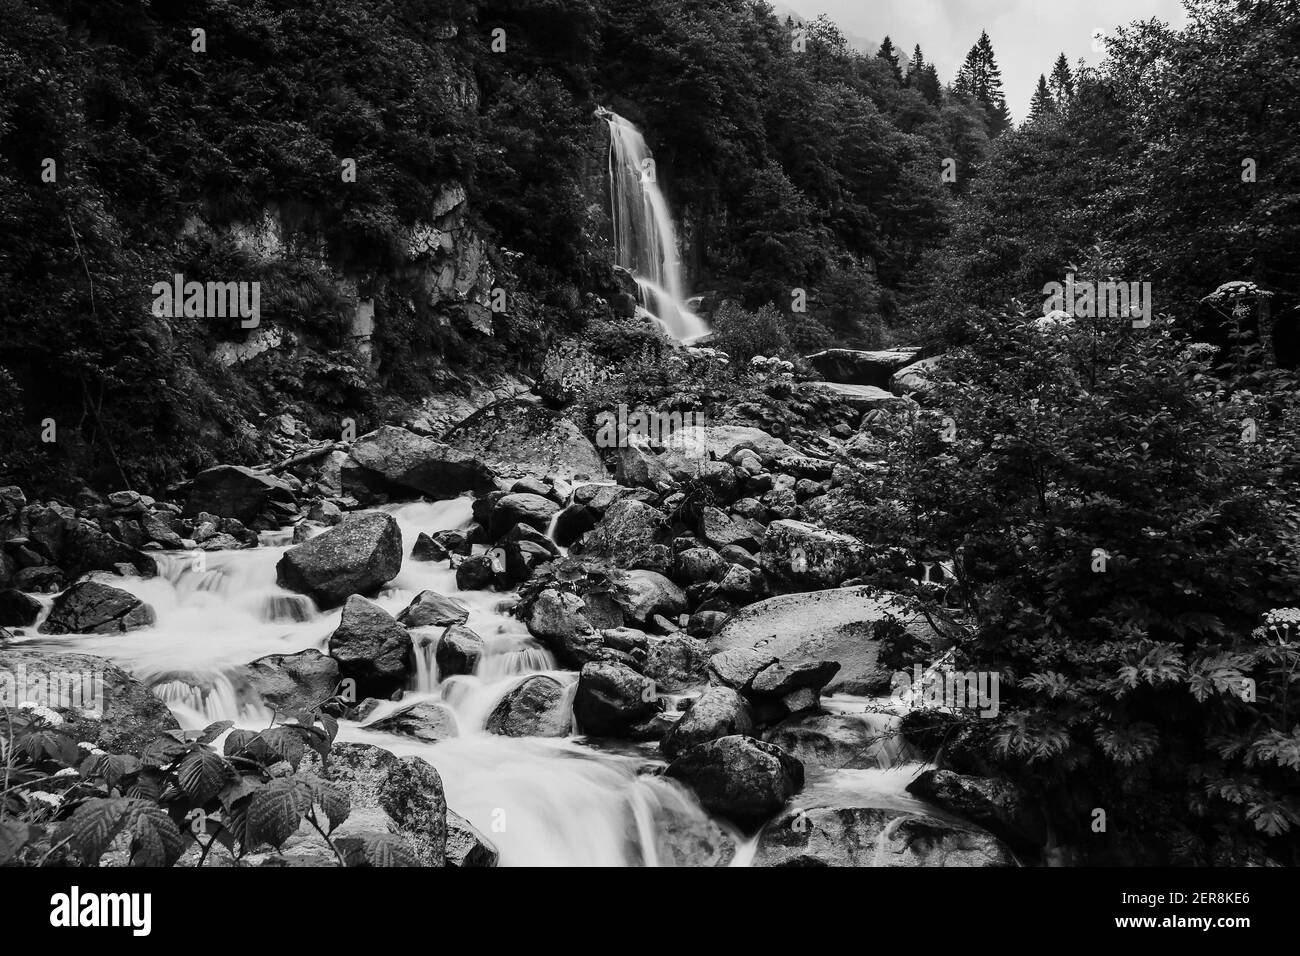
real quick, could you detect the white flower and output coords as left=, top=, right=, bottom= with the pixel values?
left=54, top=768, right=79, bottom=778
left=26, top=791, right=61, bottom=808
left=17, top=702, right=63, bottom=726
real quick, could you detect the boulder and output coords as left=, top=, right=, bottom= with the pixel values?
left=0, top=648, right=179, bottom=753
left=573, top=661, right=658, bottom=736
left=435, top=625, right=485, bottom=677
left=643, top=634, right=710, bottom=691
left=889, top=356, right=944, bottom=398
left=665, top=735, right=803, bottom=828
left=38, top=581, right=155, bottom=635
left=347, top=425, right=496, bottom=499
left=185, top=464, right=297, bottom=523
left=660, top=687, right=755, bottom=759
left=675, top=547, right=728, bottom=584
left=615, top=443, right=673, bottom=490
left=707, top=587, right=943, bottom=695
left=243, top=648, right=340, bottom=715
left=551, top=504, right=598, bottom=548
left=805, top=348, right=920, bottom=388
left=664, top=425, right=801, bottom=464
left=276, top=512, right=403, bottom=609
left=448, top=402, right=605, bottom=481
left=524, top=589, right=604, bottom=668
left=760, top=519, right=868, bottom=592
left=906, top=769, right=1047, bottom=854
left=608, top=569, right=686, bottom=625
left=489, top=492, right=559, bottom=538
left=764, top=712, right=907, bottom=771
left=0, top=588, right=42, bottom=627
left=575, top=498, right=672, bottom=574
left=484, top=675, right=571, bottom=737
left=754, top=806, right=1013, bottom=867
left=445, top=810, right=499, bottom=867
left=812, top=382, right=912, bottom=413
left=367, top=701, right=460, bottom=744
left=396, top=590, right=470, bottom=629
left=328, top=595, right=413, bottom=699
left=309, top=743, right=447, bottom=866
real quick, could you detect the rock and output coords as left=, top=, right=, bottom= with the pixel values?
left=0, top=647, right=180, bottom=753
left=525, top=589, right=604, bottom=667
left=754, top=805, right=1013, bottom=867
left=750, top=659, right=841, bottom=699
left=708, top=587, right=942, bottom=695
left=889, top=356, right=944, bottom=398
left=445, top=810, right=499, bottom=867
left=718, top=563, right=761, bottom=602
left=643, top=634, right=709, bottom=691
left=436, top=625, right=485, bottom=677
left=367, top=701, right=460, bottom=743
left=573, top=661, right=658, bottom=736
left=609, top=569, right=686, bottom=624
left=347, top=425, right=497, bottom=499
left=615, top=443, right=673, bottom=490
left=906, top=769, right=1047, bottom=853
left=310, top=743, right=447, bottom=866
left=650, top=799, right=737, bottom=867
left=14, top=566, right=63, bottom=593
left=698, top=506, right=758, bottom=550
left=675, top=547, right=727, bottom=584
left=0, top=589, right=42, bottom=627
left=61, top=519, right=157, bottom=579
left=664, top=425, right=801, bottom=464
left=484, top=675, right=571, bottom=737
left=276, top=512, right=403, bottom=609
left=812, top=382, right=912, bottom=412
left=805, top=348, right=920, bottom=388
left=760, top=519, right=868, bottom=592
left=572, top=483, right=625, bottom=513
left=185, top=465, right=297, bottom=523
left=328, top=596, right=413, bottom=699
left=411, top=532, right=448, bottom=562
left=708, top=647, right=779, bottom=690
left=489, top=492, right=559, bottom=538
left=665, top=735, right=803, bottom=828
left=575, top=498, right=672, bottom=573
left=307, top=500, right=343, bottom=525
left=396, top=590, right=469, bottom=629
left=764, top=712, right=908, bottom=771
left=449, top=402, right=605, bottom=481
left=243, top=649, right=340, bottom=715
left=697, top=459, right=739, bottom=498
left=551, top=504, right=598, bottom=548
left=661, top=687, right=755, bottom=759
left=142, top=513, right=185, bottom=549
left=38, top=582, right=155, bottom=635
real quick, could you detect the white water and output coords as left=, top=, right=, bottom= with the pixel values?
left=600, top=108, right=709, bottom=343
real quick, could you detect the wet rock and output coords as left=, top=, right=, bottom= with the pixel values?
left=906, top=769, right=1047, bottom=854
left=675, top=547, right=727, bottom=584
left=665, top=735, right=803, bottom=828
left=805, top=348, right=920, bottom=388
left=665, top=425, right=801, bottom=464
left=615, top=443, right=673, bottom=490
left=435, top=625, right=485, bottom=677
left=525, top=589, right=604, bottom=667
left=347, top=425, right=497, bottom=499
left=243, top=648, right=340, bottom=715
left=660, top=687, right=755, bottom=759
left=396, top=590, right=470, bottom=628
left=38, top=581, right=155, bottom=635
left=609, top=569, right=686, bottom=624
left=581, top=590, right=625, bottom=630
left=185, top=464, right=297, bottom=523
left=489, top=492, right=559, bottom=538
left=764, top=712, right=907, bottom=771
left=276, top=511, right=403, bottom=609
left=0, top=589, right=42, bottom=627
left=698, top=506, right=758, bottom=550
left=449, top=403, right=605, bottom=481
left=551, top=504, right=598, bottom=548
left=328, top=596, right=413, bottom=699
left=446, top=810, right=499, bottom=867
left=484, top=675, right=571, bottom=737
left=14, top=566, right=63, bottom=593
left=650, top=798, right=737, bottom=867
left=411, top=532, right=449, bottom=562
left=573, top=661, right=658, bottom=736
left=367, top=701, right=460, bottom=743
left=142, top=513, right=186, bottom=549
left=754, top=806, right=1013, bottom=867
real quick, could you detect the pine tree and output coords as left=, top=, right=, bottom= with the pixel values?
left=954, top=31, right=1011, bottom=135
left=906, top=44, right=942, bottom=105
left=1028, top=73, right=1056, bottom=122
left=905, top=44, right=924, bottom=84
left=877, top=36, right=903, bottom=84
left=1049, top=53, right=1075, bottom=106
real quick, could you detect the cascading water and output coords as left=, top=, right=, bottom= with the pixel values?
left=600, top=108, right=709, bottom=343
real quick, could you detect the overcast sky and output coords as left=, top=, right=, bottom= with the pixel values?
left=777, top=0, right=1189, bottom=121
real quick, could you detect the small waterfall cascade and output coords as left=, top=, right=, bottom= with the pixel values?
left=599, top=107, right=709, bottom=343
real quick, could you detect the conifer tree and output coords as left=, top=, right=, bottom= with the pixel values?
left=906, top=44, right=941, bottom=104
left=1049, top=53, right=1075, bottom=106
left=1028, top=73, right=1056, bottom=122
left=954, top=30, right=1011, bottom=135
left=877, top=36, right=903, bottom=83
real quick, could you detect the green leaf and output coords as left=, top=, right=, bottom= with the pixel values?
left=247, top=777, right=312, bottom=849
left=55, top=797, right=130, bottom=864
left=177, top=748, right=235, bottom=804
left=196, top=721, right=234, bottom=745
left=123, top=800, right=185, bottom=867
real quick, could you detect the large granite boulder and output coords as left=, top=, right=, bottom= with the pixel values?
left=276, top=512, right=403, bottom=609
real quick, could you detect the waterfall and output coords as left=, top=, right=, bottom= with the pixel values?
left=599, top=108, right=709, bottom=343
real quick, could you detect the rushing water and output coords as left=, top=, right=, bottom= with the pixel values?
left=600, top=108, right=709, bottom=343
left=9, top=496, right=941, bottom=865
